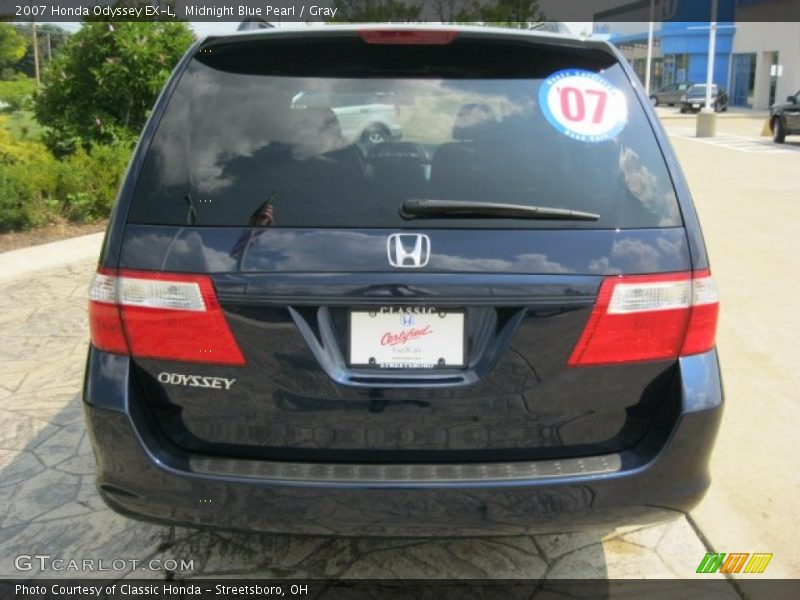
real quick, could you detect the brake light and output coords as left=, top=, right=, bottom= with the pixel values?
left=358, top=30, right=459, bottom=45
left=568, top=270, right=719, bottom=367
left=88, top=269, right=245, bottom=366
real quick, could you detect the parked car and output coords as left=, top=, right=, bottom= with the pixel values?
left=680, top=83, right=728, bottom=113
left=649, top=82, right=693, bottom=106
left=291, top=89, right=403, bottom=146
left=769, top=90, right=800, bottom=143
left=84, top=25, right=722, bottom=537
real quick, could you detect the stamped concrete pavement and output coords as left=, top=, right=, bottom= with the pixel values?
left=0, top=253, right=718, bottom=580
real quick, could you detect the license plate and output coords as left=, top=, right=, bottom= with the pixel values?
left=349, top=308, right=465, bottom=369
left=692, top=103, right=700, bottom=108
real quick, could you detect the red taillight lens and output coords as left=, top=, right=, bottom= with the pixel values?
left=88, top=299, right=128, bottom=354
left=568, top=270, right=719, bottom=367
left=358, top=30, right=459, bottom=45
left=88, top=269, right=245, bottom=366
left=681, top=272, right=720, bottom=356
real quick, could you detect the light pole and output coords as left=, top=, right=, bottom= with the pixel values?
left=31, top=20, right=40, bottom=87
left=644, top=0, right=655, bottom=96
left=696, top=0, right=718, bottom=137
left=703, top=0, right=718, bottom=113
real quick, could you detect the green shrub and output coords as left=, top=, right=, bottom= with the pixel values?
left=0, top=117, right=59, bottom=231
left=0, top=158, right=59, bottom=231
left=60, top=192, right=97, bottom=222
left=0, top=170, right=46, bottom=231
left=56, top=140, right=133, bottom=222
left=0, top=112, right=133, bottom=231
left=0, top=77, right=37, bottom=112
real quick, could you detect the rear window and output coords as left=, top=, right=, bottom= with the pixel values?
left=128, top=35, right=681, bottom=229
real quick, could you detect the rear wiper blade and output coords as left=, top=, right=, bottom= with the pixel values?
left=400, top=199, right=599, bottom=221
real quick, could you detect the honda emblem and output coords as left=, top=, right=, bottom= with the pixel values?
left=387, top=234, right=431, bottom=268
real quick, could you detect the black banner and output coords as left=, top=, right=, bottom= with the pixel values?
left=1, top=0, right=800, bottom=23
left=3, top=580, right=800, bottom=600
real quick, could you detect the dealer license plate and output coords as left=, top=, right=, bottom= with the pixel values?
left=349, top=308, right=465, bottom=369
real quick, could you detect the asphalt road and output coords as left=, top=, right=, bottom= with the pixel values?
left=0, top=115, right=796, bottom=581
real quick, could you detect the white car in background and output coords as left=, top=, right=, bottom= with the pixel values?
left=291, top=90, right=403, bottom=146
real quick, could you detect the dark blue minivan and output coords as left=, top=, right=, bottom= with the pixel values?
left=84, top=25, right=722, bottom=536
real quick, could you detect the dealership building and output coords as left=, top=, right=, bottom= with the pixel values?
left=593, top=0, right=800, bottom=109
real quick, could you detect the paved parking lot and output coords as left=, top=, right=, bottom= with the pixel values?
left=0, top=114, right=797, bottom=582
left=667, top=126, right=800, bottom=154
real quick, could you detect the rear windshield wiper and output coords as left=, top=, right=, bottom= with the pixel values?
left=400, top=199, right=599, bottom=221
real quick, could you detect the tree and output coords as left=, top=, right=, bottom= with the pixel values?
left=0, top=24, right=27, bottom=69
left=438, top=0, right=545, bottom=26
left=432, top=0, right=462, bottom=21
left=476, top=0, right=544, bottom=27
left=12, top=24, right=70, bottom=79
left=35, top=21, right=195, bottom=156
left=333, top=0, right=422, bottom=21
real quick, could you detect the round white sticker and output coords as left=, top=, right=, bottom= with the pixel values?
left=539, top=69, right=628, bottom=142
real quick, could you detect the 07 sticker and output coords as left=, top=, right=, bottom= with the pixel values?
left=539, top=69, right=628, bottom=142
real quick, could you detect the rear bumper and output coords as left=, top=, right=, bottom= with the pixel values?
left=83, top=348, right=723, bottom=536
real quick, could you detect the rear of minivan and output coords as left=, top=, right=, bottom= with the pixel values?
left=83, top=26, right=723, bottom=536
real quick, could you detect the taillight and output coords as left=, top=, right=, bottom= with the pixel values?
left=88, top=269, right=245, bottom=366
left=568, top=270, right=719, bottom=367
left=358, top=30, right=459, bottom=45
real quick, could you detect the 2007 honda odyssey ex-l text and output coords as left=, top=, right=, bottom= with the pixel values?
left=84, top=25, right=722, bottom=536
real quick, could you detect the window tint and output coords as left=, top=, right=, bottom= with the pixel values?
left=128, top=38, right=681, bottom=230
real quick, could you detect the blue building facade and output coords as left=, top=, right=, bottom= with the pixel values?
left=660, top=22, right=735, bottom=89
left=597, top=0, right=800, bottom=109
left=600, top=0, right=737, bottom=96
